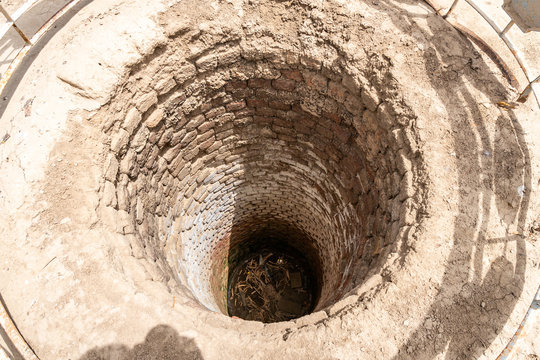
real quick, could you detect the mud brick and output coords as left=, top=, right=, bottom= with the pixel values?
left=247, top=98, right=267, bottom=108
left=268, top=100, right=291, bottom=111
left=272, top=78, right=296, bottom=91
left=281, top=69, right=303, bottom=81
left=226, top=100, right=246, bottom=111
left=225, top=80, right=247, bottom=90
left=248, top=78, right=272, bottom=88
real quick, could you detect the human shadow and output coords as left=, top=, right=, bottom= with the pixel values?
left=79, top=325, right=203, bottom=360
left=365, top=0, right=532, bottom=358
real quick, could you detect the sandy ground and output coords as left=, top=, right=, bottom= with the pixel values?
left=0, top=0, right=538, bottom=359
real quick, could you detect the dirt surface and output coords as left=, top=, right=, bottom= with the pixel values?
left=0, top=0, right=539, bottom=359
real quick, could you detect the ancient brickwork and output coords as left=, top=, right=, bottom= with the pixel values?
left=98, top=39, right=421, bottom=315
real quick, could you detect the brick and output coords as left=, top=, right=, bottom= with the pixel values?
left=195, top=53, right=219, bottom=72
left=199, top=136, right=215, bottom=151
left=255, top=87, right=279, bottom=100
left=162, top=143, right=182, bottom=163
left=182, top=145, right=199, bottom=161
left=186, top=114, right=205, bottom=131
left=206, top=139, right=222, bottom=154
left=303, top=71, right=327, bottom=93
left=158, top=128, right=173, bottom=148
left=171, top=160, right=189, bottom=178
left=117, top=184, right=129, bottom=211
left=214, top=113, right=235, bottom=126
left=205, top=106, right=226, bottom=119
left=173, top=63, right=197, bottom=85
left=361, top=86, right=380, bottom=111
left=104, top=154, right=119, bottom=182
left=230, top=88, right=253, bottom=99
left=255, top=107, right=277, bottom=117
left=148, top=127, right=164, bottom=144
left=246, top=98, right=267, bottom=108
left=146, top=108, right=164, bottom=129
left=226, top=100, right=246, bottom=111
left=248, top=78, right=271, bottom=88
left=253, top=116, right=274, bottom=126
left=218, top=47, right=241, bottom=65
left=284, top=110, right=303, bottom=121
left=273, top=124, right=295, bottom=136
left=111, top=129, right=129, bottom=155
left=272, top=78, right=296, bottom=91
left=216, top=128, right=234, bottom=141
left=102, top=181, right=117, bottom=207
left=123, top=107, right=142, bottom=135
left=136, top=91, right=158, bottom=113
left=119, top=150, right=135, bottom=174
left=344, top=93, right=364, bottom=114
left=198, top=119, right=214, bottom=133
left=328, top=81, right=347, bottom=103
left=197, top=129, right=215, bottom=143
left=169, top=129, right=186, bottom=147
left=268, top=100, right=291, bottom=111
left=332, top=123, right=350, bottom=143
left=145, top=147, right=159, bottom=169
left=281, top=69, right=303, bottom=81
left=135, top=198, right=144, bottom=224
left=154, top=75, right=176, bottom=95
left=225, top=80, right=247, bottom=90
left=322, top=110, right=341, bottom=123
left=179, top=130, right=197, bottom=148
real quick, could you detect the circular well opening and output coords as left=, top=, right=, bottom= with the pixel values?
left=104, top=51, right=411, bottom=323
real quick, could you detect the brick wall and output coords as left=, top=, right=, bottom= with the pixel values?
left=99, top=50, right=418, bottom=314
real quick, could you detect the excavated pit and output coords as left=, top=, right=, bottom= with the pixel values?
left=2, top=0, right=538, bottom=358
left=101, top=54, right=417, bottom=322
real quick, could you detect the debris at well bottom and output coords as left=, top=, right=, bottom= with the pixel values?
left=227, top=250, right=315, bottom=323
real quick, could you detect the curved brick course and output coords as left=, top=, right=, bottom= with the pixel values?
left=100, top=52, right=419, bottom=315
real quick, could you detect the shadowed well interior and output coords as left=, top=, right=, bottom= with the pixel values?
left=103, top=54, right=413, bottom=322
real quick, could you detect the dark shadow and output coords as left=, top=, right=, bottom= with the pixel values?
left=0, top=293, right=25, bottom=360
left=202, top=72, right=366, bottom=320
left=0, top=0, right=93, bottom=118
left=79, top=325, right=203, bottom=360
left=359, top=0, right=532, bottom=358
left=224, top=220, right=321, bottom=323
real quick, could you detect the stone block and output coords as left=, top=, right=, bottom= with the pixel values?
left=272, top=78, right=296, bottom=91
left=361, top=86, right=380, bottom=112
left=205, top=106, right=225, bottom=119
left=281, top=69, right=303, bottom=81
left=195, top=53, right=219, bottom=72
left=146, top=108, right=164, bottom=128
left=248, top=78, right=271, bottom=88
left=123, top=107, right=142, bottom=135
left=173, top=63, right=197, bottom=85
left=225, top=100, right=246, bottom=111
left=303, top=71, right=327, bottom=93
left=102, top=181, right=117, bottom=207
left=187, top=114, right=206, bottom=131
left=328, top=81, right=347, bottom=103
left=111, top=129, right=129, bottom=155
left=136, top=91, right=158, bottom=113
left=154, top=75, right=176, bottom=95
left=104, top=154, right=119, bottom=182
